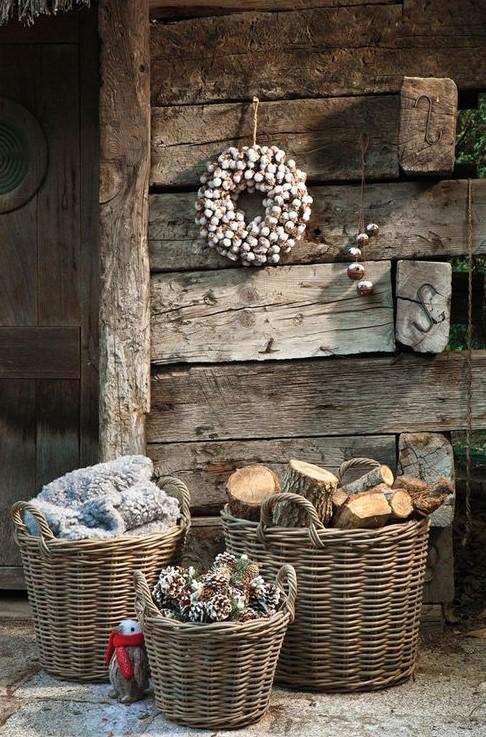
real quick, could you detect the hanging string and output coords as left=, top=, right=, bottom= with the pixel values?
left=357, top=134, right=370, bottom=238
left=252, top=96, right=260, bottom=147
left=462, top=178, right=474, bottom=547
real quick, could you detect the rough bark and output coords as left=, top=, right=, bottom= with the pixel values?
left=226, top=464, right=280, bottom=521
left=342, top=465, right=394, bottom=494
left=272, top=460, right=338, bottom=527
left=99, top=0, right=151, bottom=459
left=393, top=476, right=453, bottom=517
left=334, top=490, right=392, bottom=529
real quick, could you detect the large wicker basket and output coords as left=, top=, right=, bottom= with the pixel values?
left=222, top=492, right=430, bottom=692
left=134, top=564, right=297, bottom=729
left=11, top=477, right=191, bottom=682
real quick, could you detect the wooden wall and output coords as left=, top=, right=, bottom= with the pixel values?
left=147, top=0, right=486, bottom=587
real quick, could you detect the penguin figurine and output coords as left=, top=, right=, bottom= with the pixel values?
left=104, top=618, right=150, bottom=703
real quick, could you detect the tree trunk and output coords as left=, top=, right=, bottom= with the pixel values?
left=226, top=464, right=280, bottom=521
left=273, top=459, right=338, bottom=527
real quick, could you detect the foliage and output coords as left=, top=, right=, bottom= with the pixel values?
left=456, top=92, right=486, bottom=177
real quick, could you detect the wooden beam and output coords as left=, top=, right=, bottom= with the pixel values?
left=148, top=435, right=397, bottom=515
left=399, top=77, right=457, bottom=175
left=148, top=351, right=486, bottom=442
left=98, top=0, right=151, bottom=459
left=149, top=180, right=486, bottom=272
left=150, top=6, right=486, bottom=105
left=151, top=263, right=395, bottom=364
left=396, top=260, right=452, bottom=353
left=150, top=0, right=400, bottom=18
left=150, top=97, right=399, bottom=187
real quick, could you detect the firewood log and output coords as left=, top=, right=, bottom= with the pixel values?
left=393, top=475, right=452, bottom=517
left=334, top=489, right=392, bottom=529
left=272, top=459, right=338, bottom=527
left=226, top=464, right=280, bottom=521
left=342, top=464, right=394, bottom=495
left=384, top=488, right=414, bottom=521
left=332, top=488, right=349, bottom=516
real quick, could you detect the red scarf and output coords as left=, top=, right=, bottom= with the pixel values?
left=104, top=630, right=145, bottom=680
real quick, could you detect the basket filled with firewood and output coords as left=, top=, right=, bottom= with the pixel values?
left=222, top=458, right=451, bottom=692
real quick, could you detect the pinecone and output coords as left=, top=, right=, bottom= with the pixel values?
left=240, top=607, right=262, bottom=622
left=250, top=581, right=281, bottom=616
left=153, top=565, right=193, bottom=612
left=198, top=571, right=230, bottom=601
left=240, top=562, right=260, bottom=591
left=188, top=601, right=208, bottom=623
left=213, top=552, right=237, bottom=569
left=205, top=593, right=232, bottom=622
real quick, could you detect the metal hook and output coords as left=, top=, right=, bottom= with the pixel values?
left=413, top=94, right=443, bottom=146
left=412, top=282, right=446, bottom=333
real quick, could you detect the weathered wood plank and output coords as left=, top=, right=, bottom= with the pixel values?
left=150, top=6, right=486, bottom=105
left=148, top=351, right=486, bottom=443
left=0, top=567, right=25, bottom=590
left=36, top=380, right=80, bottom=489
left=180, top=517, right=224, bottom=571
left=150, top=97, right=399, bottom=187
left=424, top=527, right=454, bottom=603
left=150, top=0, right=401, bottom=18
left=0, top=328, right=80, bottom=379
left=99, top=0, right=151, bottom=459
left=148, top=435, right=397, bottom=515
left=398, top=432, right=455, bottom=527
left=399, top=77, right=457, bottom=175
left=396, top=260, right=452, bottom=353
left=151, top=263, right=395, bottom=364
left=149, top=180, right=486, bottom=271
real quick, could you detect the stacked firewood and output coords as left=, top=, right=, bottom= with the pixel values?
left=226, top=459, right=452, bottom=529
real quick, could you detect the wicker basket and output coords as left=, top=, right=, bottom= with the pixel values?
left=11, top=477, right=191, bottom=682
left=134, top=564, right=297, bottom=729
left=222, top=492, right=430, bottom=692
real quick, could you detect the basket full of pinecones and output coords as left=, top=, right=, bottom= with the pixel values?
left=134, top=553, right=297, bottom=729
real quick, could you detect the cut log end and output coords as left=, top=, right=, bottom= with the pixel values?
left=334, top=490, right=392, bottom=530
left=226, top=464, right=280, bottom=521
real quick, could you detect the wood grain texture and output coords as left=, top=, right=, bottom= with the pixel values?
left=148, top=435, right=397, bottom=514
left=35, top=380, right=80, bottom=489
left=150, top=96, right=399, bottom=186
left=148, top=351, right=486, bottom=443
left=399, top=77, right=457, bottom=175
left=150, top=0, right=401, bottom=17
left=99, top=0, right=151, bottom=459
left=0, top=381, right=36, bottom=568
left=150, top=5, right=486, bottom=105
left=396, top=260, right=452, bottom=353
left=149, top=180, right=486, bottom=271
left=151, top=262, right=395, bottom=364
left=180, top=516, right=224, bottom=570
left=398, top=432, right=455, bottom=527
left=0, top=328, right=80, bottom=379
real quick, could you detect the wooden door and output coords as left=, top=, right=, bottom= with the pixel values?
left=0, top=13, right=98, bottom=588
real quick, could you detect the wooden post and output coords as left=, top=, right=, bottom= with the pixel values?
left=98, top=0, right=151, bottom=459
left=396, top=260, right=452, bottom=353
left=399, top=77, right=457, bottom=175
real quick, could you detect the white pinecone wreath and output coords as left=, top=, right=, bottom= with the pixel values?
left=195, top=144, right=313, bottom=267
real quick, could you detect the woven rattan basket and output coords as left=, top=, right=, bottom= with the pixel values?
left=222, top=492, right=430, bottom=692
left=134, top=564, right=297, bottom=729
left=11, top=477, right=191, bottom=682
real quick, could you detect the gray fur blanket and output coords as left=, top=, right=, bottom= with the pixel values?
left=26, top=456, right=180, bottom=540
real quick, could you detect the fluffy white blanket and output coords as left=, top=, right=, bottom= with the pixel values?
left=26, top=456, right=180, bottom=540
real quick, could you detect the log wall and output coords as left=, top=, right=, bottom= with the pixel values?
left=147, top=0, right=486, bottom=595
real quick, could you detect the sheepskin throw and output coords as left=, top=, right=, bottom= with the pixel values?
left=26, top=455, right=180, bottom=540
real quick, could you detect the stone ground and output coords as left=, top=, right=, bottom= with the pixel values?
left=1, top=608, right=486, bottom=737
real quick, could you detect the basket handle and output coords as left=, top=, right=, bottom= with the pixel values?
left=11, top=501, right=55, bottom=554
left=157, top=476, right=191, bottom=530
left=338, top=457, right=380, bottom=485
left=134, top=570, right=161, bottom=627
left=275, top=564, right=297, bottom=623
left=256, top=493, right=325, bottom=549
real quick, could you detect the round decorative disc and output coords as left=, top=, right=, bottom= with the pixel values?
left=0, top=98, right=48, bottom=214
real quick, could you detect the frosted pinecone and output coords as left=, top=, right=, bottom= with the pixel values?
left=206, top=593, right=232, bottom=622
left=250, top=580, right=281, bottom=616
left=240, top=607, right=261, bottom=622
left=152, top=565, right=192, bottom=611
left=188, top=601, right=208, bottom=623
left=213, top=552, right=237, bottom=569
left=198, top=571, right=230, bottom=600
left=240, top=562, right=260, bottom=591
